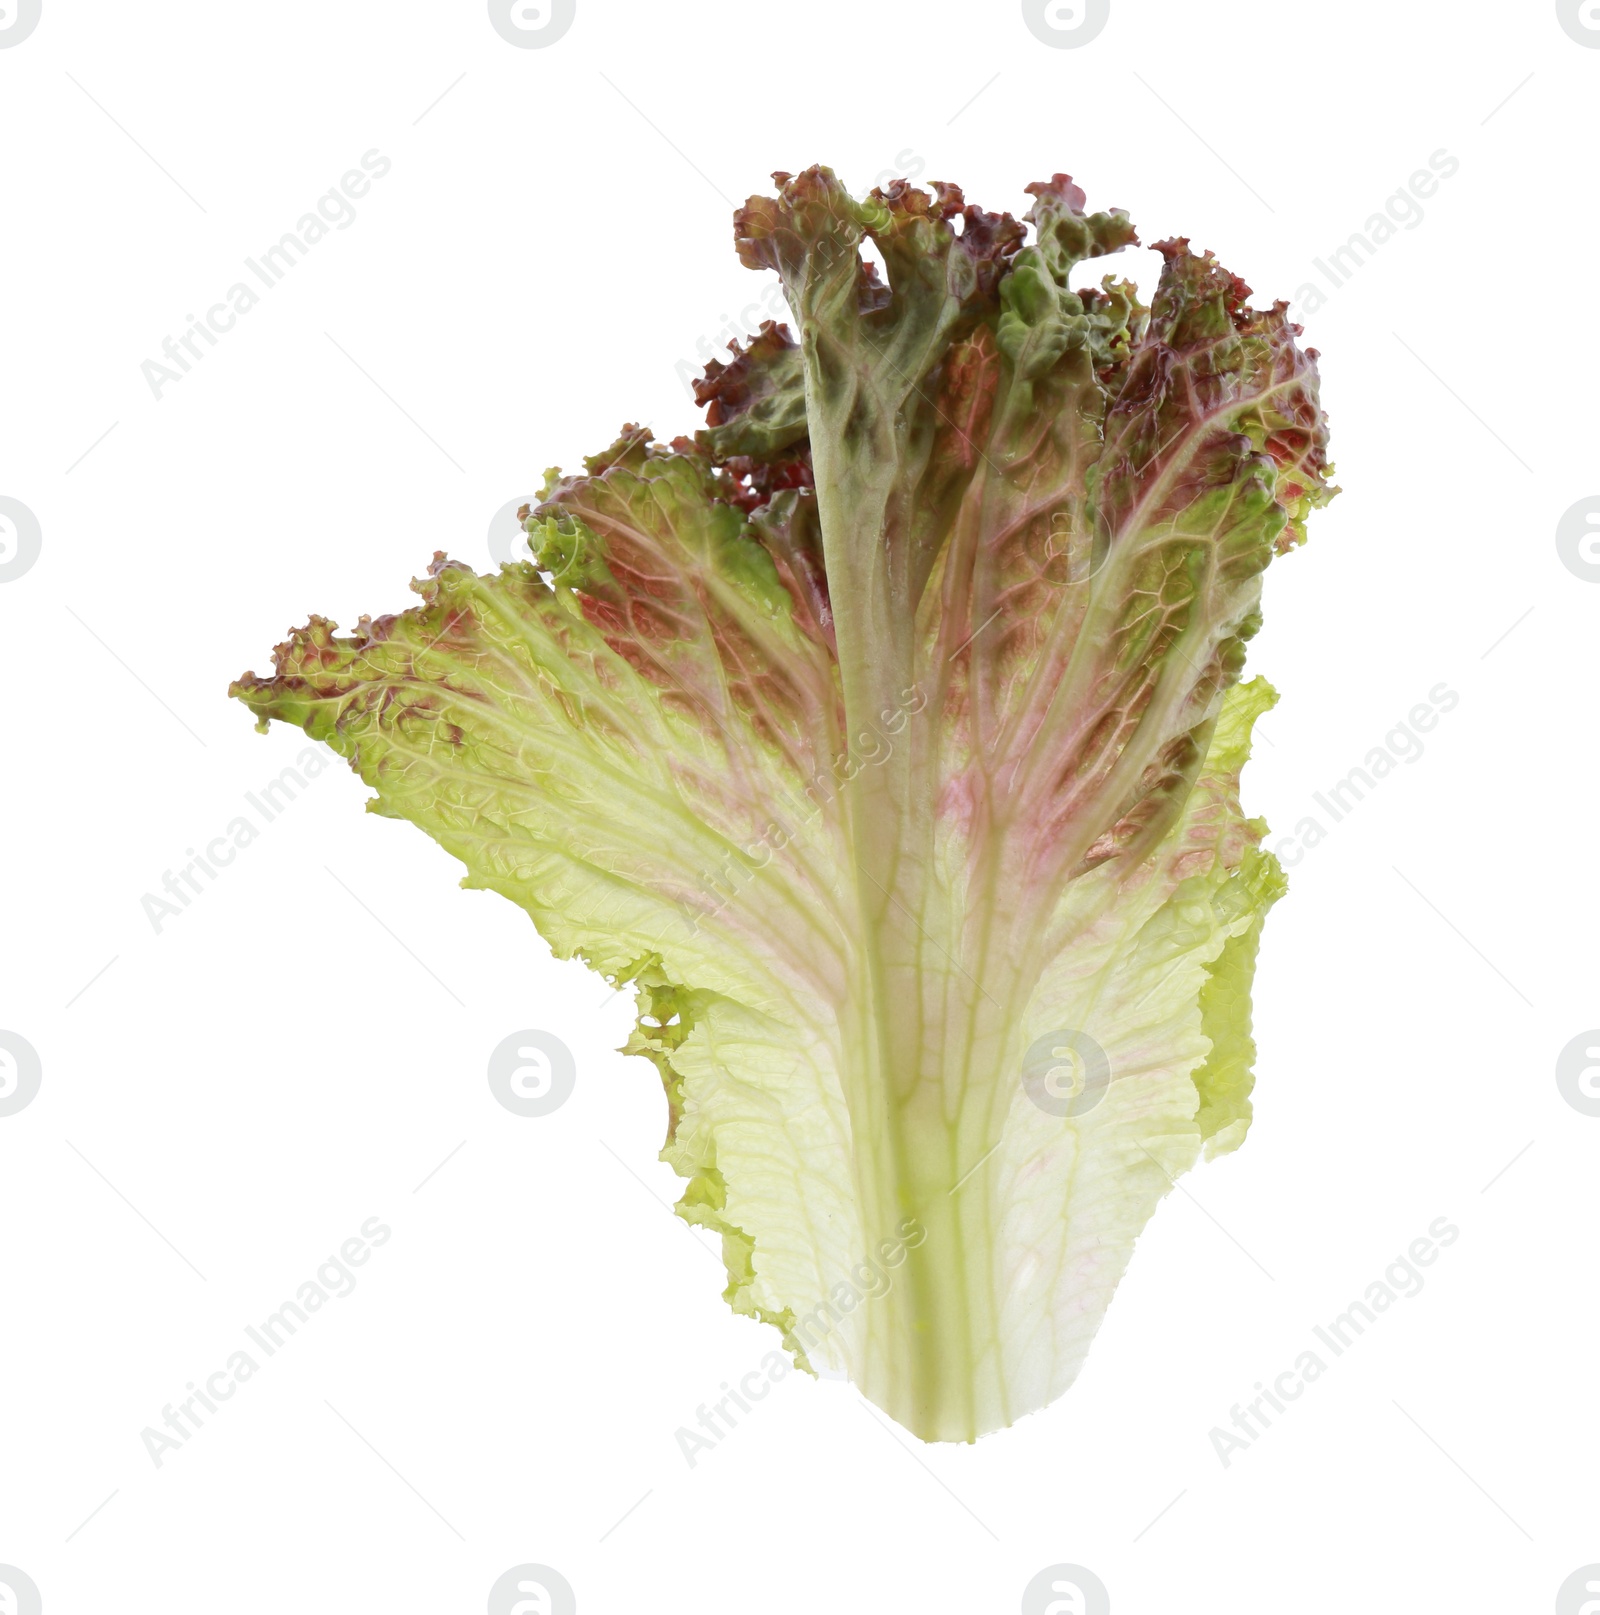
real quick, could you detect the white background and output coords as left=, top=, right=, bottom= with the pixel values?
left=2, top=2, right=1596, bottom=1611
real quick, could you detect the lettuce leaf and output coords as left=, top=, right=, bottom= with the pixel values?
left=233, top=168, right=1333, bottom=1442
